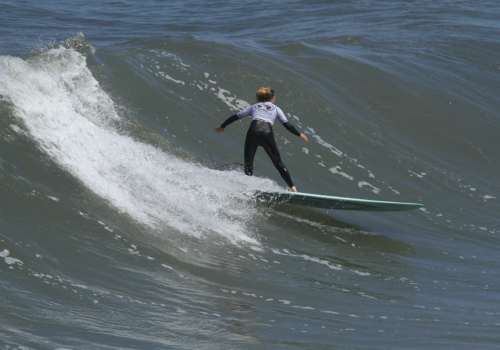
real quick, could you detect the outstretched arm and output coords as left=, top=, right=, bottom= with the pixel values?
left=214, top=114, right=239, bottom=133
left=283, top=122, right=308, bottom=141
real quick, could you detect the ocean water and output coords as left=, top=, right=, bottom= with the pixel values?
left=1, top=1, right=499, bottom=349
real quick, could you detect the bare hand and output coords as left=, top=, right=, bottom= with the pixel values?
left=214, top=126, right=225, bottom=133
left=300, top=133, right=308, bottom=142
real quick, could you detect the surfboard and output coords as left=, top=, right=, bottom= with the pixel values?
left=254, top=191, right=423, bottom=211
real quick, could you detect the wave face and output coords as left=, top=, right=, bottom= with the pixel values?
left=1, top=40, right=281, bottom=245
left=1, top=1, right=500, bottom=349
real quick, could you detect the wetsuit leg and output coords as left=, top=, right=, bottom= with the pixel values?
left=261, top=133, right=294, bottom=188
left=244, top=120, right=294, bottom=188
left=244, top=120, right=268, bottom=176
left=244, top=130, right=259, bottom=176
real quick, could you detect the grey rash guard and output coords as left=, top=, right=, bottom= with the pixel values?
left=221, top=102, right=301, bottom=137
left=237, top=102, right=289, bottom=125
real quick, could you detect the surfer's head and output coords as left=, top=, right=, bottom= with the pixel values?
left=256, top=87, right=275, bottom=103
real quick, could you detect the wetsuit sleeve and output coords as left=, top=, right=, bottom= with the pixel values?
left=282, top=122, right=301, bottom=137
left=220, top=114, right=239, bottom=128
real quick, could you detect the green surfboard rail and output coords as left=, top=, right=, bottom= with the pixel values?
left=255, top=191, right=423, bottom=211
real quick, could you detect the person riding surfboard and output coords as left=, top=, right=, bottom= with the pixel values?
left=214, top=87, right=308, bottom=192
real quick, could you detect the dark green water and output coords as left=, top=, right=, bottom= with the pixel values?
left=1, top=1, right=499, bottom=349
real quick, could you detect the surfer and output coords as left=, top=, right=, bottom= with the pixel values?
left=214, top=87, right=308, bottom=192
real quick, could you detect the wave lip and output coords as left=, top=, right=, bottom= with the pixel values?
left=0, top=37, right=278, bottom=244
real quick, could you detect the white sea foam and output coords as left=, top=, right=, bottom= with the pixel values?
left=408, top=170, right=424, bottom=178
left=312, top=134, right=343, bottom=157
left=388, top=186, right=400, bottom=195
left=292, top=306, right=314, bottom=310
left=158, top=72, right=185, bottom=85
left=10, top=124, right=30, bottom=136
left=351, top=270, right=371, bottom=276
left=329, top=166, right=354, bottom=181
left=4, top=257, right=23, bottom=265
left=358, top=181, right=380, bottom=194
left=216, top=88, right=250, bottom=111
left=271, top=248, right=343, bottom=271
left=0, top=45, right=279, bottom=244
left=321, top=310, right=339, bottom=315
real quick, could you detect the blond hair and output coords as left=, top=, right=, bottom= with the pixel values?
left=256, top=87, right=275, bottom=102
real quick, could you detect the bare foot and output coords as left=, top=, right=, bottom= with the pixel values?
left=290, top=186, right=298, bottom=192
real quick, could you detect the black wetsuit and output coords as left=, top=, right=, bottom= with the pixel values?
left=220, top=104, right=301, bottom=188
